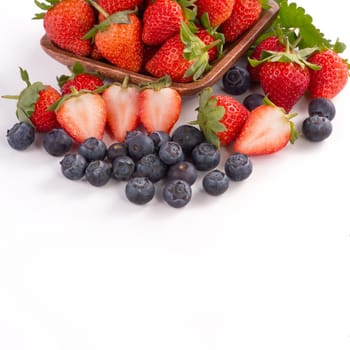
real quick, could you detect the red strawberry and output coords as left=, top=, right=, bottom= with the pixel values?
left=84, top=7, right=143, bottom=72
left=142, top=0, right=186, bottom=46
left=139, top=77, right=182, bottom=133
left=34, top=0, right=95, bottom=57
left=57, top=63, right=104, bottom=95
left=308, top=49, right=349, bottom=98
left=247, top=36, right=285, bottom=82
left=191, top=87, right=249, bottom=148
left=145, top=22, right=221, bottom=82
left=196, top=0, right=235, bottom=27
left=96, top=0, right=143, bottom=15
left=102, top=76, right=140, bottom=142
left=233, top=103, right=298, bottom=155
left=53, top=91, right=107, bottom=143
left=221, top=0, right=262, bottom=43
left=2, top=68, right=61, bottom=133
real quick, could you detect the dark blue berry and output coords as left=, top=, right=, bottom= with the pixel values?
left=127, top=134, right=155, bottom=161
left=125, top=130, right=144, bottom=145
left=167, top=161, right=197, bottom=185
left=43, top=128, right=72, bottom=156
left=107, top=142, right=128, bottom=163
left=163, top=179, right=192, bottom=208
left=78, top=137, right=107, bottom=162
left=60, top=154, right=88, bottom=180
left=243, top=93, right=265, bottom=111
left=192, top=142, right=220, bottom=171
left=125, top=177, right=155, bottom=205
left=112, top=156, right=135, bottom=181
left=222, top=66, right=250, bottom=95
left=308, top=98, right=336, bottom=121
left=203, top=170, right=229, bottom=196
left=302, top=115, right=332, bottom=142
left=171, top=125, right=205, bottom=155
left=159, top=141, right=184, bottom=165
left=150, top=130, right=171, bottom=151
left=6, top=122, right=35, bottom=151
left=85, top=160, right=112, bottom=187
left=135, top=154, right=167, bottom=182
left=225, top=153, right=253, bottom=181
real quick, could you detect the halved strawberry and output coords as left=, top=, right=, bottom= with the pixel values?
left=233, top=103, right=298, bottom=156
left=139, top=76, right=182, bottom=134
left=102, top=76, right=140, bottom=142
left=51, top=90, right=107, bottom=143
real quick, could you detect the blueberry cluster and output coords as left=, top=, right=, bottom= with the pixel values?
left=54, top=125, right=252, bottom=208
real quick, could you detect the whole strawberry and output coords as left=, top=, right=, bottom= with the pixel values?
left=84, top=4, right=143, bottom=72
left=57, top=62, right=104, bottom=95
left=247, top=36, right=285, bottom=82
left=196, top=0, right=235, bottom=27
left=34, top=0, right=95, bottom=57
left=221, top=0, right=262, bottom=43
left=191, top=87, right=249, bottom=148
left=3, top=68, right=61, bottom=133
left=308, top=49, right=349, bottom=99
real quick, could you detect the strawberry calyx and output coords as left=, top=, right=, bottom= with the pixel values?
left=83, top=1, right=136, bottom=40
left=33, top=0, right=60, bottom=20
left=2, top=67, right=46, bottom=127
left=177, top=0, right=197, bottom=27
left=180, top=22, right=222, bottom=80
left=139, top=75, right=173, bottom=91
left=190, top=87, right=226, bottom=148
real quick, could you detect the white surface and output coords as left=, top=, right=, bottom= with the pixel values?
left=0, top=1, right=349, bottom=349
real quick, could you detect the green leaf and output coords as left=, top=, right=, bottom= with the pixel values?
left=19, top=67, right=31, bottom=87
left=289, top=121, right=298, bottom=144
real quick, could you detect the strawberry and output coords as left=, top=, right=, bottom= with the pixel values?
left=96, top=0, right=143, bottom=15
left=191, top=87, right=249, bottom=148
left=84, top=4, right=143, bottom=72
left=34, top=0, right=95, bottom=57
left=196, top=0, right=235, bottom=27
left=139, top=76, right=182, bottom=133
left=2, top=68, right=61, bottom=133
left=233, top=103, right=298, bottom=156
left=221, top=0, right=262, bottom=43
left=142, top=0, right=187, bottom=46
left=102, top=76, right=140, bottom=142
left=57, top=63, right=104, bottom=95
left=145, top=22, right=221, bottom=82
left=308, top=49, right=349, bottom=99
left=247, top=36, right=286, bottom=82
left=52, top=90, right=107, bottom=144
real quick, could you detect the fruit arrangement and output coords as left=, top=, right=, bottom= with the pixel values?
left=2, top=0, right=349, bottom=208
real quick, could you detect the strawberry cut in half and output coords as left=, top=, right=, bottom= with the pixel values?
left=233, top=100, right=298, bottom=156
left=102, top=76, right=140, bottom=142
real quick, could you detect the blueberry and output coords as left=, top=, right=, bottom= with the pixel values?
left=159, top=141, right=184, bottom=165
left=43, top=128, right=72, bottom=156
left=125, top=177, right=155, bottom=205
left=125, top=130, right=145, bottom=145
left=107, top=142, right=128, bottom=163
left=302, top=115, right=332, bottom=142
left=135, top=154, right=167, bottom=182
left=112, top=156, right=135, bottom=181
left=163, top=179, right=192, bottom=208
left=203, top=170, right=229, bottom=196
left=127, top=134, right=155, bottom=161
left=6, top=122, right=35, bottom=151
left=222, top=66, right=250, bottom=95
left=167, top=161, right=197, bottom=185
left=150, top=131, right=170, bottom=151
left=78, top=137, right=107, bottom=162
left=243, top=93, right=265, bottom=111
left=225, top=153, right=253, bottom=181
left=171, top=125, right=205, bottom=155
left=192, top=142, right=220, bottom=171
left=60, top=153, right=88, bottom=180
left=85, top=160, right=112, bottom=187
left=308, top=98, right=336, bottom=121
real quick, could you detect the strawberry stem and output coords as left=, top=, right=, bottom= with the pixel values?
left=121, top=75, right=130, bottom=89
left=88, top=0, right=109, bottom=18
left=1, top=95, right=20, bottom=100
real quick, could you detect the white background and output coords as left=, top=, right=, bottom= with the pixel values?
left=0, top=1, right=349, bottom=349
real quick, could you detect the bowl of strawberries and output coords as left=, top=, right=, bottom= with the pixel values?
left=37, top=0, right=279, bottom=95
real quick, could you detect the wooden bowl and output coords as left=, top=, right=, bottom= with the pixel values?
left=41, top=0, right=279, bottom=96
